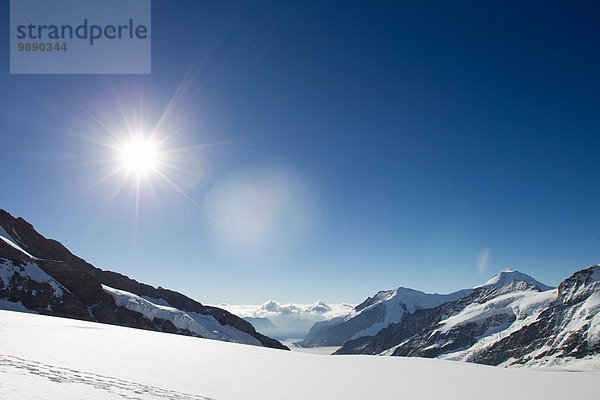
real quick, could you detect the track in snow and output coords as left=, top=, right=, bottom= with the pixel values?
left=0, top=355, right=215, bottom=400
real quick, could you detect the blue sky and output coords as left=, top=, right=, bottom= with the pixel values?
left=1, top=1, right=599, bottom=304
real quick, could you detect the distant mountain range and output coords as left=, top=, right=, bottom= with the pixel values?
left=221, top=300, right=355, bottom=339
left=301, top=266, right=599, bottom=368
left=0, top=209, right=287, bottom=350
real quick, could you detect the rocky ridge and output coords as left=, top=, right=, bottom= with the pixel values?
left=0, top=209, right=288, bottom=350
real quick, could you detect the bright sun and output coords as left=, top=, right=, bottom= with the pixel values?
left=119, top=138, right=159, bottom=175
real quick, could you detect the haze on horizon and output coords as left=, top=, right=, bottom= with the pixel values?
left=1, top=1, right=599, bottom=304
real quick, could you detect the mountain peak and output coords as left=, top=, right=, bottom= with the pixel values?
left=477, top=269, right=553, bottom=291
left=499, top=268, right=517, bottom=273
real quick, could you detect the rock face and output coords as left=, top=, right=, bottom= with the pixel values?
left=335, top=267, right=600, bottom=368
left=0, top=209, right=288, bottom=350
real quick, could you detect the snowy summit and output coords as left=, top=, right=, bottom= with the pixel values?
left=476, top=268, right=554, bottom=291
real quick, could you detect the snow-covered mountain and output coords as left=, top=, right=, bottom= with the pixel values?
left=302, top=269, right=552, bottom=348
left=300, top=286, right=473, bottom=347
left=336, top=266, right=600, bottom=368
left=335, top=276, right=552, bottom=355
left=0, top=209, right=287, bottom=349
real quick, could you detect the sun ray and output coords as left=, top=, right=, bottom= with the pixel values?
left=133, top=175, right=142, bottom=240
left=155, top=169, right=205, bottom=211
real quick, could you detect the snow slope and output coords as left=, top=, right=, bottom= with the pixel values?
left=0, top=310, right=598, bottom=400
left=476, top=268, right=553, bottom=291
left=0, top=259, right=67, bottom=297
left=0, top=224, right=67, bottom=299
left=436, top=289, right=557, bottom=335
left=102, top=285, right=262, bottom=346
left=437, top=289, right=558, bottom=362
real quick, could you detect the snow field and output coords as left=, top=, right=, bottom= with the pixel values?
left=1, top=310, right=598, bottom=400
